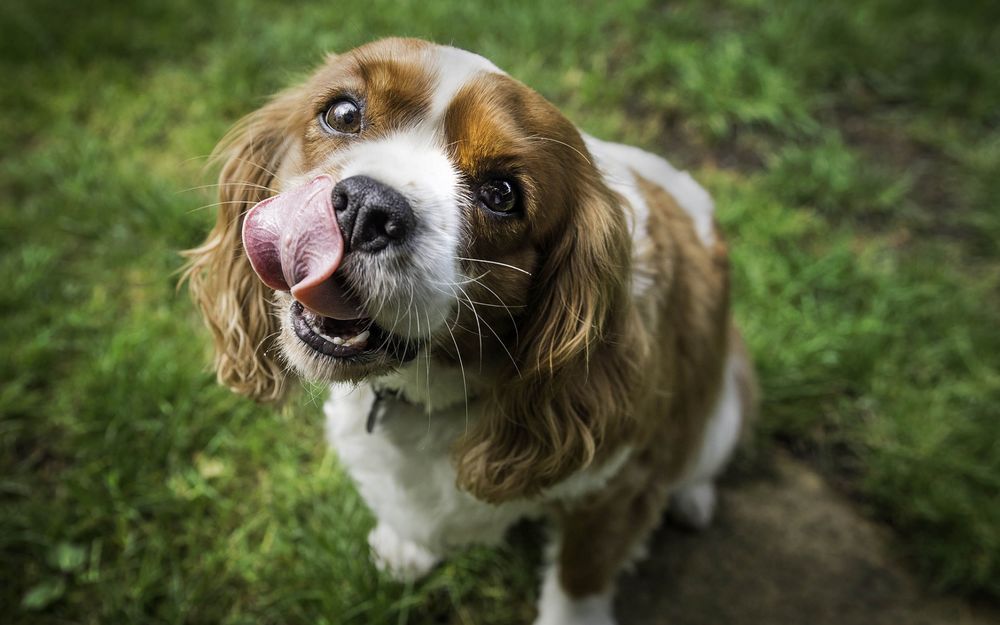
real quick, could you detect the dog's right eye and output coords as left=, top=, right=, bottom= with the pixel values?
left=321, top=99, right=362, bottom=134
left=477, top=178, right=520, bottom=215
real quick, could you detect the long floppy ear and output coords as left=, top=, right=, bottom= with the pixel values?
left=181, top=92, right=303, bottom=402
left=454, top=181, right=646, bottom=503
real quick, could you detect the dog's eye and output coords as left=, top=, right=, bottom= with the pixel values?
left=477, top=179, right=518, bottom=215
left=321, top=99, right=362, bottom=134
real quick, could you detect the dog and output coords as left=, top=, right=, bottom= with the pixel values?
left=185, top=37, right=756, bottom=625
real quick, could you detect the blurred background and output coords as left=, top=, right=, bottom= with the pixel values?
left=1, top=0, right=998, bottom=622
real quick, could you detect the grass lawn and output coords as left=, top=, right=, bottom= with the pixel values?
left=2, top=0, right=998, bottom=621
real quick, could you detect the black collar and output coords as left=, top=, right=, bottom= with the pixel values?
left=366, top=386, right=411, bottom=434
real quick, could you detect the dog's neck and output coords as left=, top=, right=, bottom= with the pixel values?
left=370, top=351, right=486, bottom=414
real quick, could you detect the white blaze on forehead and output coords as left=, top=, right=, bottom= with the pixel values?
left=335, top=132, right=460, bottom=210
left=427, top=45, right=504, bottom=121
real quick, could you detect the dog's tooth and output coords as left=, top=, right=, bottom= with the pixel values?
left=332, top=336, right=345, bottom=345
left=342, top=330, right=370, bottom=348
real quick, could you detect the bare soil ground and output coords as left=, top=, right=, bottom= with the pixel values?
left=617, top=452, right=998, bottom=625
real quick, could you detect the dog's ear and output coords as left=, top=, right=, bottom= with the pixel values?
left=454, top=181, right=645, bottom=503
left=182, top=90, right=305, bottom=402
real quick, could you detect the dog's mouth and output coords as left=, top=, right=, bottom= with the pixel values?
left=290, top=301, right=419, bottom=364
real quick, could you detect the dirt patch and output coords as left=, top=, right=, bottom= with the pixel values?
left=617, top=452, right=997, bottom=625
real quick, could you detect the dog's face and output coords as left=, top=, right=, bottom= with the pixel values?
left=222, top=39, right=620, bottom=384
left=187, top=38, right=637, bottom=500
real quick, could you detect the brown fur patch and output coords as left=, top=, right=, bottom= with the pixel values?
left=442, top=74, right=645, bottom=502
left=554, top=173, right=733, bottom=598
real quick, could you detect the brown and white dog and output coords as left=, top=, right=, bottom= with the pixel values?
left=185, top=38, right=755, bottom=625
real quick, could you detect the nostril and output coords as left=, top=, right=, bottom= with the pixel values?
left=357, top=209, right=410, bottom=249
left=363, top=211, right=390, bottom=241
left=384, top=217, right=407, bottom=240
left=332, top=189, right=349, bottom=212
left=355, top=206, right=412, bottom=253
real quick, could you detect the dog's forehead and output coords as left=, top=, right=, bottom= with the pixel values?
left=319, top=40, right=505, bottom=126
left=427, top=44, right=504, bottom=118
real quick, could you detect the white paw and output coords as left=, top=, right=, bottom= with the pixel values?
left=670, top=481, right=717, bottom=530
left=534, top=565, right=617, bottom=625
left=534, top=603, right=616, bottom=625
left=367, top=523, right=440, bottom=582
left=533, top=593, right=616, bottom=625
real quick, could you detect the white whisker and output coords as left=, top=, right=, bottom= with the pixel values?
left=523, top=133, right=593, bottom=166
left=455, top=256, right=532, bottom=276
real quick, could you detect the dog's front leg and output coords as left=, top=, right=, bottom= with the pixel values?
left=367, top=522, right=442, bottom=582
left=534, top=485, right=674, bottom=625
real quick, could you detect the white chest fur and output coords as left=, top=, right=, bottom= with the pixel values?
left=324, top=380, right=539, bottom=555
left=323, top=361, right=633, bottom=557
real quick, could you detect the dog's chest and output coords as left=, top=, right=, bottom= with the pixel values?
left=323, top=383, right=539, bottom=553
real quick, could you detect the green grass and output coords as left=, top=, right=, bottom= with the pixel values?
left=2, top=0, right=999, bottom=621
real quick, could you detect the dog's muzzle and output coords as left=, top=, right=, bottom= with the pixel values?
left=241, top=174, right=415, bottom=319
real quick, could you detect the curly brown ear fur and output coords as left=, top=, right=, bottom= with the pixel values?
left=455, top=181, right=646, bottom=503
left=181, top=90, right=305, bottom=402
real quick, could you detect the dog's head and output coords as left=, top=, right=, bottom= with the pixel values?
left=185, top=38, right=641, bottom=500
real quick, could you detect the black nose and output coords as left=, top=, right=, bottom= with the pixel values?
left=332, top=175, right=415, bottom=254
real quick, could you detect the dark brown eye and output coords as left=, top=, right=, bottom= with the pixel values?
left=477, top=179, right=518, bottom=214
left=322, top=99, right=362, bottom=134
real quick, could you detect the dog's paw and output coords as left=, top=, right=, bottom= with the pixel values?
left=367, top=523, right=440, bottom=582
left=533, top=598, right=617, bottom=625
left=669, top=481, right=717, bottom=530
left=533, top=566, right=617, bottom=625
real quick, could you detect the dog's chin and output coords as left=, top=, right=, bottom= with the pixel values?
left=279, top=301, right=421, bottom=383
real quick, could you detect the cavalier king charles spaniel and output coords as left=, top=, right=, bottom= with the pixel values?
left=185, top=38, right=756, bottom=625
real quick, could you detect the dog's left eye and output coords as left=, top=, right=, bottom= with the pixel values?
left=321, top=99, right=362, bottom=134
left=477, top=179, right=519, bottom=215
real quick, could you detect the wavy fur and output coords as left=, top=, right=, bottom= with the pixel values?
left=453, top=179, right=647, bottom=502
left=181, top=91, right=305, bottom=402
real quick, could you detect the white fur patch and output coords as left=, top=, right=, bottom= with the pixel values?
left=670, top=481, right=717, bottom=530
left=678, top=350, right=744, bottom=486
left=374, top=352, right=484, bottom=413
left=324, top=383, right=539, bottom=556
left=585, top=134, right=716, bottom=250
left=368, top=521, right=441, bottom=582
left=323, top=374, right=636, bottom=558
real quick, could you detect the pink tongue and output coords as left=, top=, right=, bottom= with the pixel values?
left=241, top=176, right=365, bottom=319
